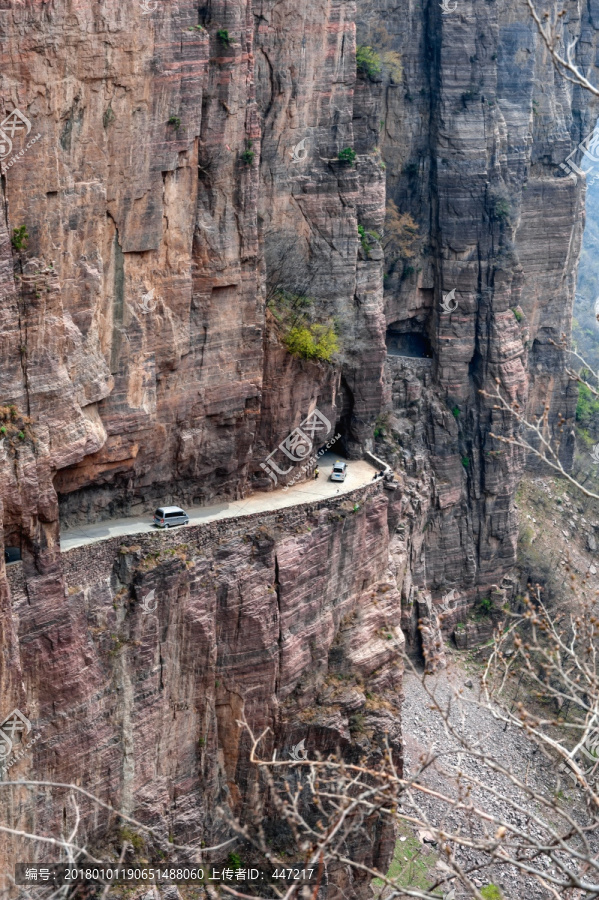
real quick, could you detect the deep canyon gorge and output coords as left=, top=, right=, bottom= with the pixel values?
left=0, top=0, right=597, bottom=896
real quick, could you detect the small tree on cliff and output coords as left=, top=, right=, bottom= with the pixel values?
left=383, top=200, right=420, bottom=280
left=265, top=237, right=340, bottom=362
left=265, top=236, right=317, bottom=307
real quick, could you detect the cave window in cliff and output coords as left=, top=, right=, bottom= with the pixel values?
left=3, top=525, right=22, bottom=565
left=386, top=324, right=433, bottom=359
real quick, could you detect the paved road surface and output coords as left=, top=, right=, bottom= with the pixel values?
left=60, top=453, right=380, bottom=552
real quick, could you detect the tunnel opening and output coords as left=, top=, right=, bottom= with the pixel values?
left=324, top=433, right=345, bottom=456
left=328, top=375, right=363, bottom=460
left=385, top=324, right=433, bottom=359
left=3, top=523, right=23, bottom=565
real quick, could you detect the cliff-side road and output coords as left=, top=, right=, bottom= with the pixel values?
left=59, top=454, right=379, bottom=552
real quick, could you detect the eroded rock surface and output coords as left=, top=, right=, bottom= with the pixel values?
left=4, top=487, right=403, bottom=897
left=0, top=0, right=595, bottom=893
left=361, top=0, right=594, bottom=627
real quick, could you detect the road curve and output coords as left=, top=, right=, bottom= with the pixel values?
left=60, top=453, right=380, bottom=552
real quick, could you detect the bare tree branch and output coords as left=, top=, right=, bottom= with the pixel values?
left=526, top=0, right=599, bottom=97
left=481, top=383, right=599, bottom=500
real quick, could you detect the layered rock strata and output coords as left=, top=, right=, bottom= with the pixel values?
left=3, top=484, right=406, bottom=898
left=358, top=0, right=594, bottom=628
left=0, top=0, right=596, bottom=893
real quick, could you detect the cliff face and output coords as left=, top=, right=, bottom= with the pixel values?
left=0, top=0, right=594, bottom=891
left=4, top=485, right=406, bottom=896
left=0, top=0, right=386, bottom=534
left=358, top=0, right=590, bottom=622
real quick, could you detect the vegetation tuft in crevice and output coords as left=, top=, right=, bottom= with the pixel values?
left=11, top=225, right=29, bottom=251
left=268, top=291, right=339, bottom=362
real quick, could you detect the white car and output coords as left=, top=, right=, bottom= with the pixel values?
left=330, top=461, right=348, bottom=482
left=153, top=506, right=189, bottom=528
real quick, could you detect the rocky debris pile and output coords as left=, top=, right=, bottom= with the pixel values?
left=402, top=662, right=598, bottom=899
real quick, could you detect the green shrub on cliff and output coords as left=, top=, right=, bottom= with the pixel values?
left=356, top=45, right=402, bottom=83
left=358, top=224, right=381, bottom=255
left=478, top=596, right=493, bottom=614
left=358, top=224, right=368, bottom=253
left=284, top=323, right=339, bottom=362
left=481, top=886, right=503, bottom=900
left=576, top=381, right=599, bottom=433
left=356, top=45, right=382, bottom=80
left=120, top=826, right=144, bottom=853
left=241, top=140, right=255, bottom=165
left=103, top=107, right=115, bottom=128
left=268, top=290, right=340, bottom=362
left=11, top=225, right=28, bottom=251
left=0, top=404, right=32, bottom=445
left=490, top=194, right=510, bottom=222
left=338, top=147, right=357, bottom=165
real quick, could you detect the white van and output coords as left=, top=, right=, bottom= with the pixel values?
left=330, top=461, right=348, bottom=482
left=153, top=506, right=190, bottom=528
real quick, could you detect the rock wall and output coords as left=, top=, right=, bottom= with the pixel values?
left=0, top=0, right=596, bottom=893
left=0, top=0, right=392, bottom=888
left=0, top=0, right=387, bottom=534
left=358, top=0, right=595, bottom=623
left=2, top=483, right=407, bottom=898
left=0, top=0, right=590, bottom=600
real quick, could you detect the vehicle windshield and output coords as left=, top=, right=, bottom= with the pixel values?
left=155, top=509, right=163, bottom=517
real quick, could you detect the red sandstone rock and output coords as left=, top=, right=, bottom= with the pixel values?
left=0, top=0, right=594, bottom=894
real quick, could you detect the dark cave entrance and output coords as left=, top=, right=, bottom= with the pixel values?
left=3, top=524, right=22, bottom=564
left=326, top=375, right=363, bottom=460
left=385, top=324, right=433, bottom=359
left=323, top=432, right=345, bottom=456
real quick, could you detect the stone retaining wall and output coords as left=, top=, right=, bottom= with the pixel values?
left=6, top=480, right=388, bottom=597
